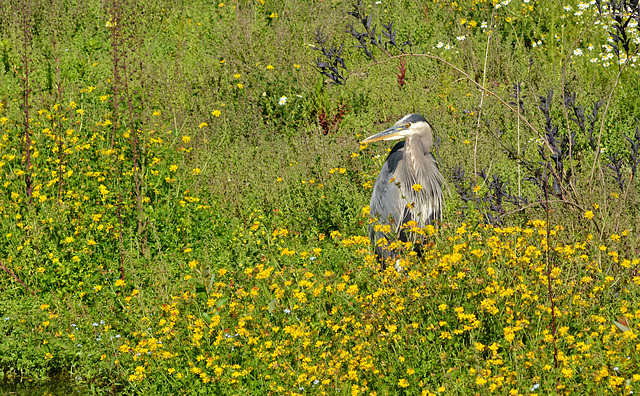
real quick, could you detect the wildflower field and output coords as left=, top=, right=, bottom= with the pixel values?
left=1, top=0, right=640, bottom=394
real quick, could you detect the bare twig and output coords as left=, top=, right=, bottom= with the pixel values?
left=543, top=181, right=558, bottom=369
left=589, top=44, right=640, bottom=187
left=498, top=198, right=602, bottom=235
left=347, top=53, right=544, bottom=144
left=560, top=16, right=599, bottom=201
left=0, top=260, right=36, bottom=296
left=475, top=15, right=494, bottom=179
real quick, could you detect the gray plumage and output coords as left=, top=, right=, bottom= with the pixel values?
left=362, top=114, right=444, bottom=265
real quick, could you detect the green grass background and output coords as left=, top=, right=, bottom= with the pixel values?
left=1, top=0, right=640, bottom=394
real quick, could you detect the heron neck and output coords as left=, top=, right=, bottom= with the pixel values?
left=405, top=136, right=430, bottom=171
left=406, top=135, right=432, bottom=157
left=419, top=134, right=433, bottom=155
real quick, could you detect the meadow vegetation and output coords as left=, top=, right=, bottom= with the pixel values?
left=1, top=0, right=640, bottom=394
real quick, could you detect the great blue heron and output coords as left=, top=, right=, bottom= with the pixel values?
left=361, top=114, right=444, bottom=266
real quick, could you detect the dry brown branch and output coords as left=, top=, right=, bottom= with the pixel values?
left=0, top=260, right=36, bottom=296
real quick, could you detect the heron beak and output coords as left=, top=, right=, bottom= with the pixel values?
left=360, top=125, right=411, bottom=143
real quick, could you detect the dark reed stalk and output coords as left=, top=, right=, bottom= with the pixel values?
left=108, top=0, right=127, bottom=279
left=543, top=172, right=558, bottom=369
left=48, top=0, right=66, bottom=202
left=18, top=0, right=34, bottom=200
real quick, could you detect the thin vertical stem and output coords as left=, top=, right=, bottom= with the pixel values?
left=20, top=0, right=33, bottom=200
left=50, top=0, right=65, bottom=202
left=474, top=16, right=493, bottom=178
left=544, top=178, right=558, bottom=368
left=517, top=88, right=521, bottom=197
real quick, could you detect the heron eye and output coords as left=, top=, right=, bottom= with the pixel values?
left=405, top=123, right=411, bottom=128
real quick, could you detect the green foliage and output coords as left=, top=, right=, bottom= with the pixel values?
left=0, top=0, right=640, bottom=394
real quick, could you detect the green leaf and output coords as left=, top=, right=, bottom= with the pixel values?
left=268, top=298, right=277, bottom=314
left=216, top=297, right=228, bottom=308
left=613, top=320, right=630, bottom=333
left=189, top=279, right=208, bottom=300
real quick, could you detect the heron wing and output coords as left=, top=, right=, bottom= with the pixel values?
left=368, top=141, right=444, bottom=264
left=368, top=142, right=411, bottom=263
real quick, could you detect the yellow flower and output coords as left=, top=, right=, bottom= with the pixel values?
left=412, top=183, right=423, bottom=192
left=294, top=64, right=301, bottom=68
left=593, top=203, right=599, bottom=209
left=584, top=210, right=594, bottom=219
left=115, top=279, right=125, bottom=287
left=189, top=260, right=198, bottom=269
left=211, top=110, right=221, bottom=117
left=237, top=83, right=244, bottom=89
left=182, top=135, right=191, bottom=143
left=270, top=12, right=277, bottom=18
left=266, top=64, right=274, bottom=70
left=398, top=378, right=409, bottom=388
left=233, top=73, right=241, bottom=78
left=198, top=122, right=207, bottom=128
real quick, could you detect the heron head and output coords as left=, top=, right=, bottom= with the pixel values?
left=360, top=114, right=432, bottom=144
